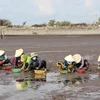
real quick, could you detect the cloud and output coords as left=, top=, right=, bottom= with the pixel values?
left=34, top=0, right=55, bottom=15
left=85, top=0, right=94, bottom=8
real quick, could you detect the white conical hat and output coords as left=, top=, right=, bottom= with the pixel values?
left=30, top=52, right=38, bottom=58
left=97, top=55, right=100, bottom=62
left=0, top=50, right=5, bottom=56
left=73, top=54, right=82, bottom=63
left=64, top=54, right=75, bottom=62
left=15, top=48, right=23, bottom=57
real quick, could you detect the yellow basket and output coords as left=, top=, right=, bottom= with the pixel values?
left=34, top=69, right=46, bottom=75
left=34, top=74, right=46, bottom=79
left=56, top=62, right=63, bottom=70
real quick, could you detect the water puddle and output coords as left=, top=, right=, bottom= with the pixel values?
left=0, top=70, right=100, bottom=100
left=89, top=73, right=99, bottom=80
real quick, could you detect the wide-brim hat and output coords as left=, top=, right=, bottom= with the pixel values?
left=30, top=52, right=38, bottom=58
left=0, top=50, right=5, bottom=56
left=73, top=54, right=82, bottom=63
left=97, top=55, right=100, bottom=62
left=15, top=48, right=23, bottom=57
left=64, top=54, right=75, bottom=62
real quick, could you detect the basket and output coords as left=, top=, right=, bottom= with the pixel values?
left=34, top=74, right=46, bottom=79
left=60, top=70, right=68, bottom=74
left=77, top=69, right=85, bottom=74
left=3, top=66, right=12, bottom=70
left=12, top=68, right=21, bottom=73
left=34, top=69, right=46, bottom=75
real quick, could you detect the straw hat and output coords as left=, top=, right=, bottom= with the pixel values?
left=0, top=50, right=5, bottom=56
left=30, top=52, right=38, bottom=58
left=97, top=55, right=100, bottom=62
left=64, top=54, right=75, bottom=62
left=15, top=48, right=23, bottom=57
left=73, top=54, right=82, bottom=63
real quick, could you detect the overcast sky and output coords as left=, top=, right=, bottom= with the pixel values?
left=0, top=0, right=100, bottom=25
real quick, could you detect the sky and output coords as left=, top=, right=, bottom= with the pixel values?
left=0, top=0, right=100, bottom=25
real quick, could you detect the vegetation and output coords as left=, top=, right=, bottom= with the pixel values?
left=0, top=17, right=100, bottom=28
left=48, top=20, right=55, bottom=26
left=48, top=19, right=70, bottom=27
left=0, top=19, right=12, bottom=26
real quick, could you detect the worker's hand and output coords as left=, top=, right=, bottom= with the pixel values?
left=24, top=68, right=29, bottom=72
left=79, top=68, right=82, bottom=70
left=20, top=68, right=24, bottom=72
left=36, top=67, right=39, bottom=70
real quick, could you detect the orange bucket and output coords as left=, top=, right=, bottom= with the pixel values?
left=3, top=66, right=12, bottom=70
left=77, top=69, right=85, bottom=74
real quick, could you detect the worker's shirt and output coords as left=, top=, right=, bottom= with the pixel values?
left=0, top=54, right=7, bottom=61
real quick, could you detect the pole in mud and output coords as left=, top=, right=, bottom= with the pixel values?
left=0, top=30, right=4, bottom=39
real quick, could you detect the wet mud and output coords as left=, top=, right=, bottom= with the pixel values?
left=0, top=35, right=100, bottom=100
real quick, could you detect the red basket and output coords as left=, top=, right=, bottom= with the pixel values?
left=0, top=61, right=3, bottom=65
left=3, top=66, right=12, bottom=70
left=77, top=69, right=85, bottom=73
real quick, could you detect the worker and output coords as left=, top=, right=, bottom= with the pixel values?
left=0, top=50, right=10, bottom=66
left=20, top=54, right=31, bottom=71
left=73, top=54, right=89, bottom=70
left=97, top=55, right=100, bottom=75
left=10, top=48, right=23, bottom=68
left=29, top=52, right=46, bottom=71
left=57, top=54, right=76, bottom=73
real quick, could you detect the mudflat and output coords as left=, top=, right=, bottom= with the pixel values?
left=0, top=35, right=100, bottom=100
left=0, top=35, right=100, bottom=70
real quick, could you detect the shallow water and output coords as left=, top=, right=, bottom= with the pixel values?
left=0, top=70, right=100, bottom=100
left=1, top=35, right=100, bottom=99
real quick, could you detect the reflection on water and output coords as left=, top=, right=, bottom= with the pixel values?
left=89, top=73, right=99, bottom=80
left=0, top=70, right=100, bottom=100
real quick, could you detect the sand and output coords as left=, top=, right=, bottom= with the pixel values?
left=3, top=28, right=100, bottom=35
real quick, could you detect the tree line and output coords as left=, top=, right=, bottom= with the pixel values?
left=0, top=18, right=100, bottom=27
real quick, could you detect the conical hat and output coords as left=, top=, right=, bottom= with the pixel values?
left=30, top=52, right=38, bottom=58
left=73, top=54, right=82, bottom=63
left=15, top=48, right=23, bottom=57
left=64, top=54, right=75, bottom=62
left=97, top=55, right=100, bottom=62
left=0, top=50, right=5, bottom=56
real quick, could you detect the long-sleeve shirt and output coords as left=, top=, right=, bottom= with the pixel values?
left=0, top=54, right=7, bottom=62
left=29, top=56, right=41, bottom=69
left=78, top=57, right=84, bottom=69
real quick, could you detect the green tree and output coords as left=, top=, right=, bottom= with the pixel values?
left=0, top=19, right=12, bottom=26
left=61, top=21, right=70, bottom=26
left=48, top=19, right=55, bottom=26
left=55, top=21, right=61, bottom=27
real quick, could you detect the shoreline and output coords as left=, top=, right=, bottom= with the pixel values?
left=3, top=28, right=100, bottom=35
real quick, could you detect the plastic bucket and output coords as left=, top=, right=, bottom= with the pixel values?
left=12, top=68, right=21, bottom=73
left=77, top=69, right=85, bottom=74
left=3, top=66, right=12, bottom=70
left=0, top=61, right=3, bottom=65
left=34, top=69, right=46, bottom=75
left=60, top=70, right=68, bottom=74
